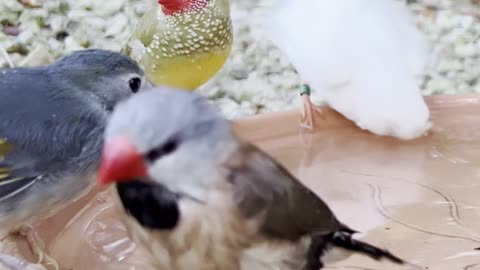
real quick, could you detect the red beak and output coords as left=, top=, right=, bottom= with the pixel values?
left=158, top=0, right=187, bottom=15
left=97, top=136, right=148, bottom=186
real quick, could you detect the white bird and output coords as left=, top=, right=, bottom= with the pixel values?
left=260, top=0, right=431, bottom=140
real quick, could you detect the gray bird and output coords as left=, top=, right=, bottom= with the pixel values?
left=0, top=49, right=149, bottom=269
left=97, top=88, right=408, bottom=270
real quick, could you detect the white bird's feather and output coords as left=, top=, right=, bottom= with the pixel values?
left=260, top=0, right=431, bottom=140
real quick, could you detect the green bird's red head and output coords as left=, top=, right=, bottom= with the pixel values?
left=158, top=0, right=209, bottom=15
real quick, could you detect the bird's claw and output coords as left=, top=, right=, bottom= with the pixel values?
left=300, top=93, right=324, bottom=130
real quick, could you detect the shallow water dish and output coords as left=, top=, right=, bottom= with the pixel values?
left=8, top=94, right=480, bottom=270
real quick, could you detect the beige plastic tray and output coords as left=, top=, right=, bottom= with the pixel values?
left=4, top=94, right=480, bottom=270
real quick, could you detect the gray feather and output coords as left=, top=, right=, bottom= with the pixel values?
left=0, top=49, right=146, bottom=230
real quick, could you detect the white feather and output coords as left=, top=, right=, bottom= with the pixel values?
left=260, top=0, right=431, bottom=140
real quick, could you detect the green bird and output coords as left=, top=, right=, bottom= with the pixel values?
left=123, top=0, right=233, bottom=90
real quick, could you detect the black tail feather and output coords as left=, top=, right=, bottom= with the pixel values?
left=330, top=229, right=405, bottom=264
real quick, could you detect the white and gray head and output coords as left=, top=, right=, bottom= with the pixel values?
left=50, top=49, right=151, bottom=111
left=98, top=88, right=234, bottom=199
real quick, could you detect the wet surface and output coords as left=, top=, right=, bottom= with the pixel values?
left=7, top=94, right=480, bottom=269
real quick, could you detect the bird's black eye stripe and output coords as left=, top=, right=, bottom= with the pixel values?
left=146, top=149, right=162, bottom=162
left=129, top=77, right=142, bottom=93
left=162, top=140, right=178, bottom=155
left=145, top=140, right=179, bottom=162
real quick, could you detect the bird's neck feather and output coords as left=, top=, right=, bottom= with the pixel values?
left=158, top=0, right=209, bottom=15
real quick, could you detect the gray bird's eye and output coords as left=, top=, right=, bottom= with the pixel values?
left=129, top=77, right=142, bottom=93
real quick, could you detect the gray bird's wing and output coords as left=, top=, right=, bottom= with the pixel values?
left=225, top=142, right=343, bottom=242
left=0, top=68, right=104, bottom=208
left=0, top=139, right=44, bottom=203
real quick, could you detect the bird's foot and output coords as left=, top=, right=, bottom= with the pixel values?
left=17, top=226, right=58, bottom=270
left=0, top=252, right=47, bottom=270
left=299, top=85, right=323, bottom=130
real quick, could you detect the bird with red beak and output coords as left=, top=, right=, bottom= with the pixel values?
left=97, top=88, right=408, bottom=270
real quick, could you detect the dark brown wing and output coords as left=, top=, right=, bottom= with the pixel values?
left=225, top=141, right=342, bottom=242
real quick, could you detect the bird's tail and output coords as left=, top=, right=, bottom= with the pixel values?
left=330, top=228, right=405, bottom=265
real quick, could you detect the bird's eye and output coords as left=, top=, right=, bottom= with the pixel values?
left=146, top=140, right=178, bottom=162
left=129, top=77, right=142, bottom=93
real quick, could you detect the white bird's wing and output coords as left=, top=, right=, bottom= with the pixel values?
left=260, top=0, right=431, bottom=140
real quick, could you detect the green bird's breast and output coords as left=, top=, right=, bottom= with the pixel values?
left=127, top=0, right=233, bottom=90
